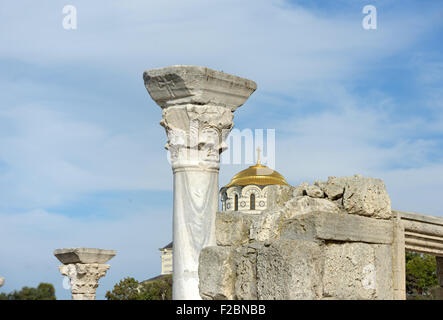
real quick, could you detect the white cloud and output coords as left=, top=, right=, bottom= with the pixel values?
left=0, top=104, right=172, bottom=209
left=0, top=0, right=438, bottom=92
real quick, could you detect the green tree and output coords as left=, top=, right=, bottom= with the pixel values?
left=106, top=275, right=172, bottom=300
left=406, top=252, right=438, bottom=299
left=142, top=275, right=172, bottom=300
left=105, top=277, right=144, bottom=300
left=0, top=283, right=56, bottom=300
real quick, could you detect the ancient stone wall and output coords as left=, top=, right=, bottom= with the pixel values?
left=199, top=175, right=399, bottom=300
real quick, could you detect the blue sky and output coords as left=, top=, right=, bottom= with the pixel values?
left=0, top=0, right=442, bottom=299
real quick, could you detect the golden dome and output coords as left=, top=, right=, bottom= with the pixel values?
left=222, top=148, right=289, bottom=188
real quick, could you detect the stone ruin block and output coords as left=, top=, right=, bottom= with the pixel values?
left=323, top=242, right=393, bottom=299
left=199, top=246, right=236, bottom=300
left=319, top=175, right=392, bottom=219
left=280, top=210, right=394, bottom=244
left=199, top=175, right=397, bottom=300
left=216, top=211, right=256, bottom=247
left=256, top=239, right=323, bottom=300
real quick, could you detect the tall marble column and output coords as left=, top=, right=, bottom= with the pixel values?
left=54, top=247, right=116, bottom=300
left=0, top=277, right=4, bottom=288
left=143, top=65, right=257, bottom=299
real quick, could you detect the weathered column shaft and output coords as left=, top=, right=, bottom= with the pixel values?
left=173, top=168, right=219, bottom=299
left=144, top=65, right=256, bottom=299
left=164, top=104, right=234, bottom=299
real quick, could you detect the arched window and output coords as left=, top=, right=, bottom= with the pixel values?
left=222, top=192, right=227, bottom=211
left=250, top=193, right=255, bottom=210
left=234, top=194, right=239, bottom=211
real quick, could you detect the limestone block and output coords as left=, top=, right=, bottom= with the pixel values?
left=314, top=180, right=327, bottom=191
left=374, top=244, right=394, bottom=299
left=333, top=197, right=345, bottom=210
left=305, top=185, right=325, bottom=198
left=216, top=211, right=256, bottom=246
left=256, top=239, right=323, bottom=300
left=399, top=209, right=443, bottom=256
left=280, top=211, right=394, bottom=244
left=292, top=186, right=304, bottom=197
left=234, top=246, right=258, bottom=300
left=323, top=243, right=393, bottom=299
left=199, top=244, right=260, bottom=300
left=248, top=197, right=340, bottom=243
left=391, top=216, right=406, bottom=300
left=285, top=196, right=339, bottom=218
left=292, top=182, right=309, bottom=197
left=341, top=175, right=392, bottom=219
left=249, top=209, right=284, bottom=242
left=402, top=219, right=443, bottom=238
left=199, top=246, right=236, bottom=300
left=322, top=176, right=345, bottom=200
left=266, top=185, right=294, bottom=209
left=143, top=65, right=257, bottom=111
left=54, top=248, right=116, bottom=264
left=397, top=210, right=443, bottom=228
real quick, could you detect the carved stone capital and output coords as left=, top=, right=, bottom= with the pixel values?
left=59, top=263, right=110, bottom=300
left=144, top=65, right=257, bottom=170
left=161, top=104, right=234, bottom=170
left=54, top=247, right=115, bottom=300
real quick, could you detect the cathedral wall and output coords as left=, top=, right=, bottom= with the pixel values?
left=223, top=185, right=268, bottom=212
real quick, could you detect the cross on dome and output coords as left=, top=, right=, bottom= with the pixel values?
left=257, top=147, right=261, bottom=165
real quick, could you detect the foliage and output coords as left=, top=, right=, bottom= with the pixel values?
left=0, top=283, right=56, bottom=300
left=405, top=252, right=438, bottom=299
left=105, top=275, right=172, bottom=300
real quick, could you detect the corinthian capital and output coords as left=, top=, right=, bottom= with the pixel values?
left=143, top=65, right=257, bottom=169
left=54, top=247, right=116, bottom=300
left=59, top=263, right=110, bottom=300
